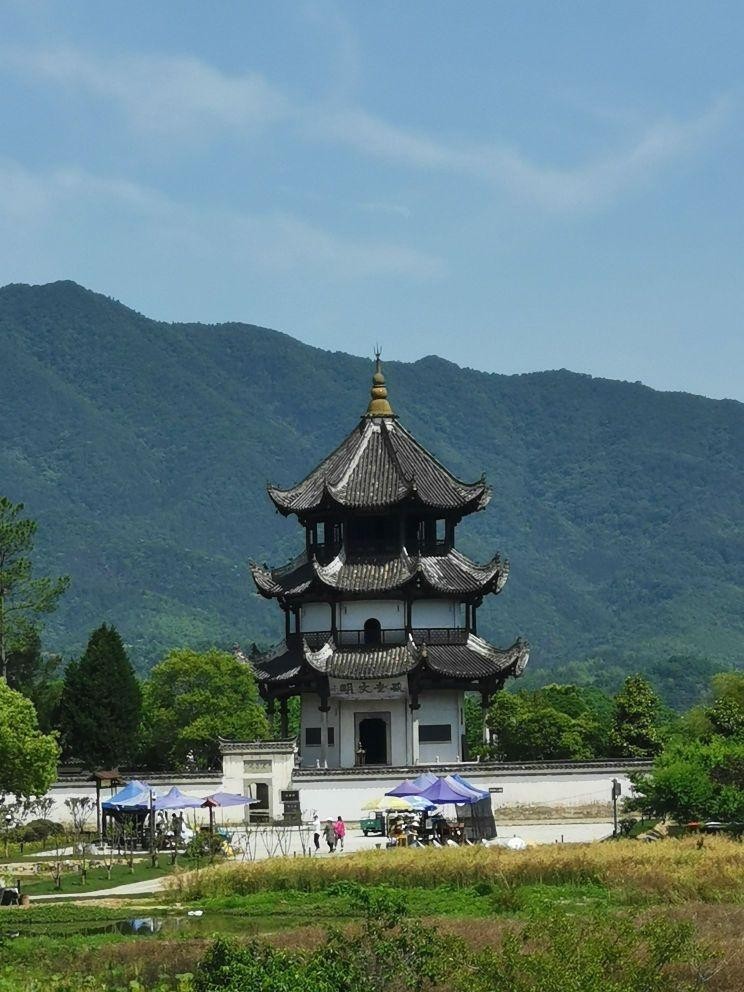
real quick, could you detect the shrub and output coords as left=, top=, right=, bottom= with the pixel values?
left=459, top=911, right=707, bottom=992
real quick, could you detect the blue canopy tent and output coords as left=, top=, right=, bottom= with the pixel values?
left=406, top=795, right=438, bottom=812
left=444, top=775, right=489, bottom=800
left=449, top=773, right=489, bottom=798
left=101, top=780, right=151, bottom=812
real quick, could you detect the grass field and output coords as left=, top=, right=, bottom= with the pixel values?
left=0, top=839, right=742, bottom=991
left=168, top=836, right=744, bottom=904
left=10, top=859, right=173, bottom=897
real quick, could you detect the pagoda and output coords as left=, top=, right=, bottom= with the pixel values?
left=249, top=356, right=529, bottom=768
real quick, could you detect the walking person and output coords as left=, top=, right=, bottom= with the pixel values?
left=312, top=811, right=321, bottom=853
left=323, top=818, right=336, bottom=853
left=333, top=815, right=346, bottom=852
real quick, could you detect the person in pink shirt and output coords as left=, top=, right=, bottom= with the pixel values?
left=333, top=815, right=346, bottom=851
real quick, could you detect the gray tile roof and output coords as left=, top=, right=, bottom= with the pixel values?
left=246, top=633, right=529, bottom=686
left=423, top=635, right=529, bottom=680
left=267, top=417, right=490, bottom=515
left=250, top=547, right=507, bottom=600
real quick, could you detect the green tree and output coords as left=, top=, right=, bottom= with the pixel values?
left=58, top=624, right=141, bottom=768
left=631, top=737, right=744, bottom=823
left=711, top=672, right=744, bottom=710
left=486, top=684, right=613, bottom=761
left=0, top=497, right=69, bottom=682
left=0, top=679, right=59, bottom=798
left=609, top=674, right=663, bottom=758
left=140, top=648, right=270, bottom=769
left=5, top=630, right=63, bottom=733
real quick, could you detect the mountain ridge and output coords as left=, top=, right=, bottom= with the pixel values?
left=1, top=281, right=742, bottom=697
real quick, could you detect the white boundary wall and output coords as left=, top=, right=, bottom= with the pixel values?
left=292, top=763, right=645, bottom=822
left=42, top=759, right=648, bottom=826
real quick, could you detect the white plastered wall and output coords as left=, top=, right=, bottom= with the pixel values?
left=416, top=689, right=463, bottom=763
left=339, top=599, right=404, bottom=630
left=339, top=696, right=409, bottom=766
left=300, top=692, right=409, bottom=768
left=301, top=601, right=332, bottom=631
left=222, top=748, right=295, bottom=821
left=411, top=599, right=461, bottom=627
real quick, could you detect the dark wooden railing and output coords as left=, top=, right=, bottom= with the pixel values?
left=300, top=628, right=467, bottom=649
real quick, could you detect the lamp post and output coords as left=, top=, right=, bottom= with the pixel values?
left=611, top=779, right=621, bottom=837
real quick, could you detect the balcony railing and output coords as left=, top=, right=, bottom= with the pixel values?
left=299, top=628, right=467, bottom=650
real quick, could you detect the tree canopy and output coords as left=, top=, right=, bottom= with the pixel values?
left=139, top=648, right=270, bottom=769
left=58, top=624, right=141, bottom=768
left=609, top=675, right=663, bottom=759
left=629, top=672, right=744, bottom=823
left=0, top=679, right=59, bottom=798
left=0, top=496, right=69, bottom=682
left=485, top=683, right=614, bottom=761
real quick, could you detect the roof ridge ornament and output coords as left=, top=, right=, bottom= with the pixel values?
left=365, top=348, right=395, bottom=418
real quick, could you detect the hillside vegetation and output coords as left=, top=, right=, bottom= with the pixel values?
left=1, top=281, right=742, bottom=696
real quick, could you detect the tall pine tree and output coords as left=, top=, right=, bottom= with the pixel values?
left=59, top=624, right=141, bottom=768
left=609, top=674, right=663, bottom=758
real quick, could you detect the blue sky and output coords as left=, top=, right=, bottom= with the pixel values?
left=0, top=1, right=742, bottom=400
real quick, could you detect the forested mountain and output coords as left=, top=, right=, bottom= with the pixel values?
left=1, top=281, right=742, bottom=696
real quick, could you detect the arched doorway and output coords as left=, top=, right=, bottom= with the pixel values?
left=364, top=617, right=381, bottom=645
left=358, top=716, right=388, bottom=765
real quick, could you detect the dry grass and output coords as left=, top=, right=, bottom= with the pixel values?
left=169, top=837, right=744, bottom=905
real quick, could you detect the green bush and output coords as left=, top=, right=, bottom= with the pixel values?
left=460, top=911, right=707, bottom=992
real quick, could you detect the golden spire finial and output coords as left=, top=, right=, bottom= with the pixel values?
left=365, top=347, right=394, bottom=417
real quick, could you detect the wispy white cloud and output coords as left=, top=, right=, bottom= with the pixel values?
left=0, top=46, right=288, bottom=138
left=0, top=157, right=442, bottom=281
left=315, top=99, right=731, bottom=210
left=0, top=43, right=732, bottom=212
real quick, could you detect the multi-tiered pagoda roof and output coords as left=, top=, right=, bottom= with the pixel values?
left=267, top=415, right=491, bottom=517
left=248, top=356, right=528, bottom=702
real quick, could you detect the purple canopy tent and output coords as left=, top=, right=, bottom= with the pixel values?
left=385, top=772, right=438, bottom=797
left=385, top=778, right=419, bottom=798
left=417, top=776, right=482, bottom=804
left=201, top=791, right=259, bottom=835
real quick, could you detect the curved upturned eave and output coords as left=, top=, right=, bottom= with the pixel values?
left=420, top=635, right=530, bottom=681
left=252, top=547, right=509, bottom=601
left=266, top=416, right=490, bottom=517
left=247, top=633, right=529, bottom=687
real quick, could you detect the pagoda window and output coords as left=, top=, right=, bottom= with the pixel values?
left=305, top=726, right=334, bottom=747
left=420, top=518, right=448, bottom=553
left=419, top=723, right=452, bottom=743
left=405, top=517, right=423, bottom=552
left=363, top=618, right=382, bottom=645
left=346, top=515, right=396, bottom=554
left=309, top=520, right=342, bottom=553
